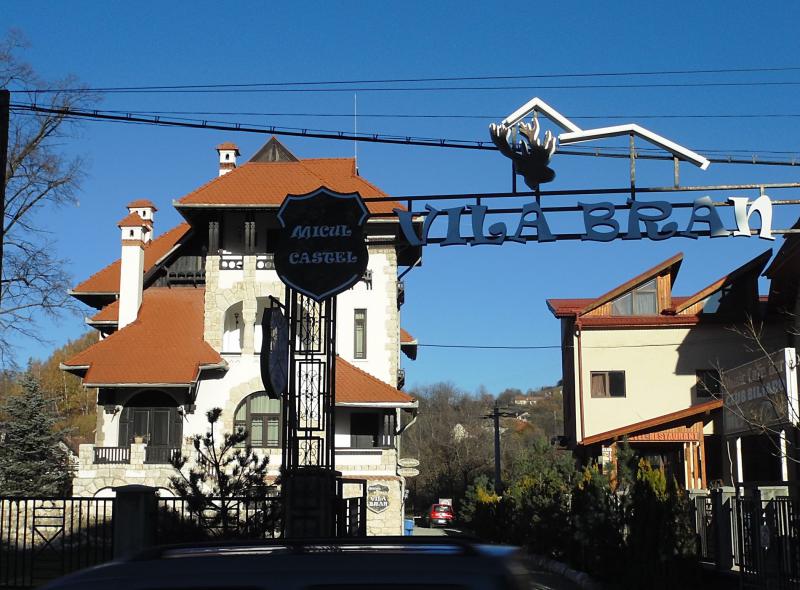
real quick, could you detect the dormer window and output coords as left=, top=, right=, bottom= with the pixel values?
left=611, top=279, right=657, bottom=315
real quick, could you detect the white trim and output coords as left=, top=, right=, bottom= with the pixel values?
left=82, top=382, right=193, bottom=388
left=558, top=124, right=710, bottom=170
left=336, top=401, right=417, bottom=408
left=501, top=97, right=582, bottom=132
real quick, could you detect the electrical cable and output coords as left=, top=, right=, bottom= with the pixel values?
left=10, top=103, right=800, bottom=164
left=16, top=64, right=800, bottom=93
left=74, top=108, right=800, bottom=121
left=17, top=80, right=800, bottom=95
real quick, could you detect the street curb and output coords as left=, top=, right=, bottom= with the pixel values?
left=525, top=554, right=603, bottom=590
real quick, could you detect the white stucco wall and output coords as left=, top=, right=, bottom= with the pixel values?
left=573, top=324, right=781, bottom=440
left=118, top=243, right=144, bottom=328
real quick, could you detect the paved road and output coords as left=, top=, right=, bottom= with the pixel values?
left=412, top=526, right=581, bottom=590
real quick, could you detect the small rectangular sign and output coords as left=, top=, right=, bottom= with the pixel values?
left=722, top=348, right=799, bottom=436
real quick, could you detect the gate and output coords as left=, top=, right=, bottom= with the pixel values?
left=336, top=478, right=367, bottom=537
left=0, top=497, right=114, bottom=587
left=734, top=495, right=800, bottom=590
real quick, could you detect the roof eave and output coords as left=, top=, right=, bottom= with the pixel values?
left=336, top=401, right=418, bottom=408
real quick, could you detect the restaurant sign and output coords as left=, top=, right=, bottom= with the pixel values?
left=367, top=483, right=390, bottom=514
left=722, top=348, right=799, bottom=436
left=275, top=188, right=370, bottom=301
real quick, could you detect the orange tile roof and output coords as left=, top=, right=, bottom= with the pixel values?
left=77, top=289, right=413, bottom=404
left=216, top=142, right=240, bottom=152
left=127, top=199, right=158, bottom=210
left=90, top=300, right=119, bottom=323
left=117, top=211, right=152, bottom=229
left=72, top=223, right=191, bottom=294
left=62, top=288, right=223, bottom=386
left=335, top=357, right=415, bottom=404
left=400, top=328, right=416, bottom=344
left=176, top=159, right=401, bottom=214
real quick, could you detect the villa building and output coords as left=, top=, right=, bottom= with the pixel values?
left=548, top=246, right=799, bottom=489
left=60, top=138, right=420, bottom=535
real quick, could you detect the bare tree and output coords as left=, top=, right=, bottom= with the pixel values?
left=0, top=30, right=99, bottom=365
left=709, top=316, right=800, bottom=479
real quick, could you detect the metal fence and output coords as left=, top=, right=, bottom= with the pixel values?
left=0, top=497, right=114, bottom=588
left=156, top=496, right=282, bottom=544
left=692, top=490, right=799, bottom=590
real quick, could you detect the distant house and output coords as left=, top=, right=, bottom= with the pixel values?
left=548, top=247, right=799, bottom=489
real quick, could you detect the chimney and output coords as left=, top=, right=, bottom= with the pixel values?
left=117, top=211, right=151, bottom=329
left=126, top=199, right=157, bottom=243
left=216, top=142, right=240, bottom=176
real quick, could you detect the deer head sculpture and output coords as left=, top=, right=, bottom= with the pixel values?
left=489, top=117, right=557, bottom=188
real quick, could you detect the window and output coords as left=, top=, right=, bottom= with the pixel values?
left=234, top=392, right=281, bottom=448
left=611, top=279, right=657, bottom=315
left=349, top=412, right=395, bottom=448
left=118, top=391, right=182, bottom=447
left=590, top=371, right=626, bottom=398
left=354, top=309, right=367, bottom=359
left=696, top=369, right=721, bottom=397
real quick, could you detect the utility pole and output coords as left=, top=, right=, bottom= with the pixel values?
left=493, top=401, right=502, bottom=494
left=483, top=401, right=515, bottom=495
left=0, top=89, right=9, bottom=309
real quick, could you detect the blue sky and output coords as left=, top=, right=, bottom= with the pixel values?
left=4, top=1, right=800, bottom=394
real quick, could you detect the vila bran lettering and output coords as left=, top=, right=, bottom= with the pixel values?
left=393, top=195, right=775, bottom=246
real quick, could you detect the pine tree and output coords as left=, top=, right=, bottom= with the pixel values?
left=169, top=408, right=278, bottom=538
left=0, top=372, right=71, bottom=496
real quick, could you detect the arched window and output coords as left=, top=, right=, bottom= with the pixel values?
left=234, top=392, right=281, bottom=448
left=222, top=301, right=244, bottom=352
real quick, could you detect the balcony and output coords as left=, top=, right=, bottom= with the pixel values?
left=144, top=446, right=182, bottom=464
left=93, top=446, right=131, bottom=464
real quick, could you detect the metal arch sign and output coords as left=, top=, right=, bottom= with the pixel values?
left=275, top=187, right=370, bottom=301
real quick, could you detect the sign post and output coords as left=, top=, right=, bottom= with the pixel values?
left=270, top=187, right=370, bottom=538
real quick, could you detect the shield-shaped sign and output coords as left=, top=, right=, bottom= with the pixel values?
left=260, top=305, right=289, bottom=398
left=275, top=187, right=370, bottom=302
left=367, top=483, right=390, bottom=514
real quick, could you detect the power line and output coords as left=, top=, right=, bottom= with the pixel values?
left=10, top=103, right=800, bottom=165
left=18, top=80, right=800, bottom=95
left=418, top=339, right=753, bottom=350
left=87, top=108, right=800, bottom=121
left=17, top=64, right=800, bottom=93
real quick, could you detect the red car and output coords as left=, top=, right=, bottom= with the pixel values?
left=425, top=504, right=454, bottom=527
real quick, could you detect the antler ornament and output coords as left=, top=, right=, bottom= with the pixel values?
left=489, top=117, right=557, bottom=188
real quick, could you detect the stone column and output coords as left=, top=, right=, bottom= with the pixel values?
left=112, top=485, right=158, bottom=558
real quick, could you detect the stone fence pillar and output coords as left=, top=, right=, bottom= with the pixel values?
left=113, top=484, right=158, bottom=559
